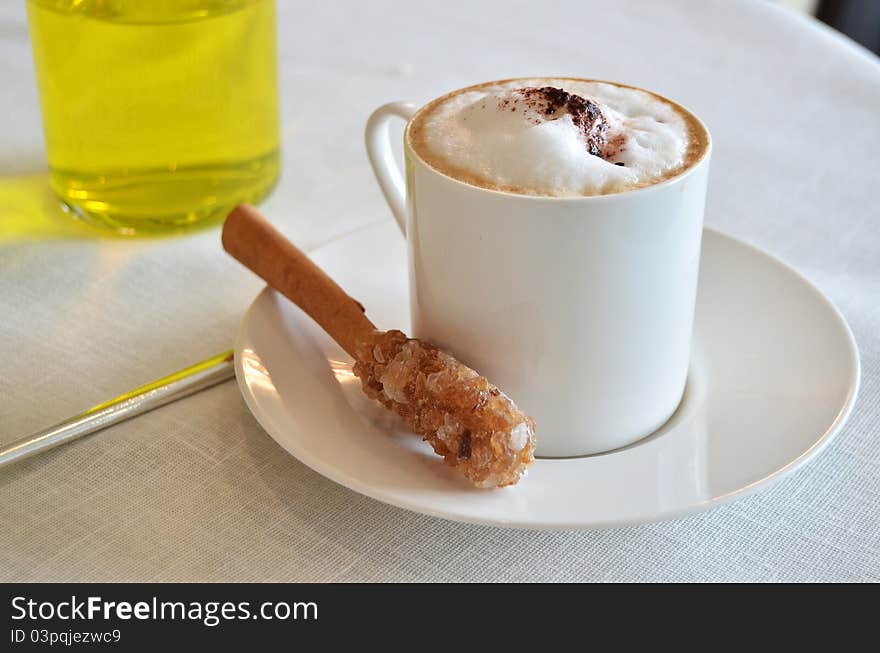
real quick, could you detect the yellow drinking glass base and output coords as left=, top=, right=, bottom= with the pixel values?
left=49, top=150, right=280, bottom=236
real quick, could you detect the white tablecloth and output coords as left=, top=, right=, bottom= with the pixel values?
left=2, top=0, right=878, bottom=582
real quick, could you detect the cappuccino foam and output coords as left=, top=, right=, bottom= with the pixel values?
left=408, top=78, right=707, bottom=197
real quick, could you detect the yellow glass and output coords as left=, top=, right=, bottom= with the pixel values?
left=26, top=0, right=280, bottom=235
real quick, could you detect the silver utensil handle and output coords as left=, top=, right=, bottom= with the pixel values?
left=0, top=350, right=236, bottom=468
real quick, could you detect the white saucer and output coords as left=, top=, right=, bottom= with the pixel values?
left=234, top=221, right=859, bottom=529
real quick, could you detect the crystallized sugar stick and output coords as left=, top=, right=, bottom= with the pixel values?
left=222, top=205, right=536, bottom=488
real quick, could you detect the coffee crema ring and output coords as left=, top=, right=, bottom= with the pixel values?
left=408, top=77, right=709, bottom=197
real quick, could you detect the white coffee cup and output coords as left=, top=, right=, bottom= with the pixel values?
left=365, top=83, right=711, bottom=457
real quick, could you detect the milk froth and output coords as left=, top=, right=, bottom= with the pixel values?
left=408, top=78, right=708, bottom=197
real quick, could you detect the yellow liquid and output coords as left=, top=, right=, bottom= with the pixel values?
left=27, top=0, right=280, bottom=234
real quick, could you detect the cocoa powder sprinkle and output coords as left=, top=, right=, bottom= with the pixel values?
left=516, top=87, right=610, bottom=159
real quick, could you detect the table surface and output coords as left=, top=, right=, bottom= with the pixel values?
left=2, top=0, right=879, bottom=583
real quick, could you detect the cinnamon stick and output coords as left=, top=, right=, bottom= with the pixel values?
left=222, top=204, right=376, bottom=358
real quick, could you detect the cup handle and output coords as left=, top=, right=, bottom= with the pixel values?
left=365, top=102, right=417, bottom=235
